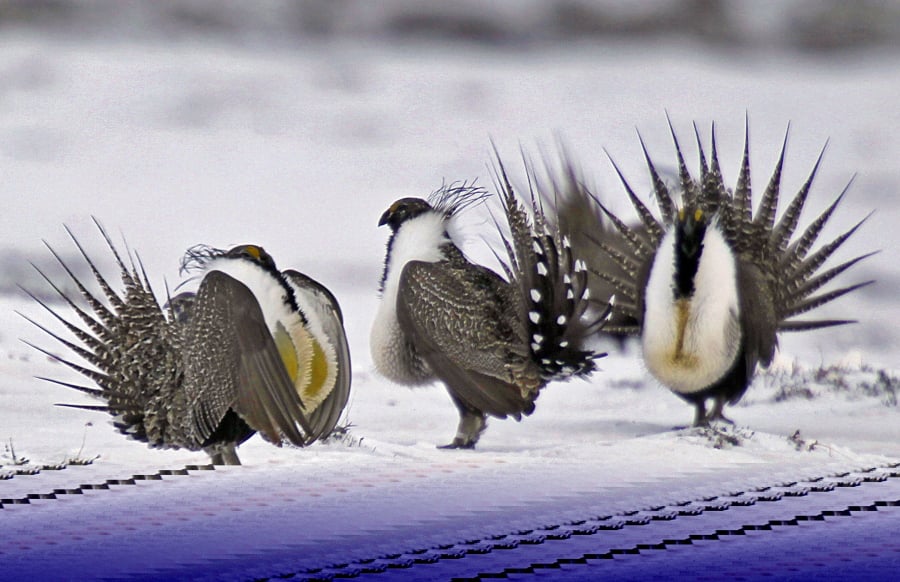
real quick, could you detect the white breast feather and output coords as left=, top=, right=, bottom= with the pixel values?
left=642, top=223, right=742, bottom=394
left=208, top=258, right=332, bottom=408
left=205, top=257, right=298, bottom=333
left=370, top=211, right=449, bottom=385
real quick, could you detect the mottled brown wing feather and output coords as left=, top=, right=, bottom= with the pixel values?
left=182, top=270, right=311, bottom=447
left=396, top=260, right=538, bottom=418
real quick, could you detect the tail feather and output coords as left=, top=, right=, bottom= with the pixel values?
left=55, top=403, right=109, bottom=412
left=92, top=220, right=167, bottom=334
left=780, top=185, right=850, bottom=271
left=752, top=125, right=790, bottom=231
left=559, top=236, right=593, bottom=325
left=494, top=156, right=535, bottom=280
left=604, top=324, right=641, bottom=336
left=62, top=225, right=128, bottom=314
left=24, top=223, right=180, bottom=446
left=785, top=214, right=871, bottom=290
left=637, top=130, right=677, bottom=223
left=770, top=143, right=827, bottom=251
left=693, top=121, right=710, bottom=176
left=21, top=338, right=110, bottom=389
left=29, top=258, right=115, bottom=345
left=587, top=266, right=637, bottom=300
left=733, top=117, right=753, bottom=224
left=780, top=280, right=874, bottom=320
left=18, top=287, right=108, bottom=358
left=493, top=156, right=607, bottom=382
left=666, top=111, right=700, bottom=208
left=583, top=231, right=641, bottom=278
left=604, top=150, right=664, bottom=244
left=697, top=123, right=727, bottom=219
left=18, top=311, right=106, bottom=372
left=589, top=192, right=654, bottom=259
left=38, top=376, right=104, bottom=399
left=785, top=252, right=877, bottom=303
left=707, top=123, right=726, bottom=188
left=593, top=290, right=638, bottom=320
left=778, top=319, right=856, bottom=332
left=612, top=301, right=640, bottom=322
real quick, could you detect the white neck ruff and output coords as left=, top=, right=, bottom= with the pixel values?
left=370, top=210, right=451, bottom=385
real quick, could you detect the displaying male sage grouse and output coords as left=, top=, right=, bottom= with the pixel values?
left=22, top=222, right=351, bottom=464
left=371, top=170, right=609, bottom=449
left=578, top=121, right=873, bottom=426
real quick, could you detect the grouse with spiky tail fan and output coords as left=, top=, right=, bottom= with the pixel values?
left=371, top=169, right=610, bottom=449
left=21, top=221, right=351, bottom=465
left=576, top=119, right=874, bottom=427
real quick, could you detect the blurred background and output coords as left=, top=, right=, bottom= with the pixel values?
left=0, top=0, right=897, bottom=367
left=2, top=0, right=899, bottom=50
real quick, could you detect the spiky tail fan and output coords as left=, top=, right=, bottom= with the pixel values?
left=492, top=157, right=609, bottom=381
left=587, top=118, right=874, bottom=334
left=20, top=219, right=181, bottom=447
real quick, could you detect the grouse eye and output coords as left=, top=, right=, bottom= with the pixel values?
left=382, top=202, right=410, bottom=229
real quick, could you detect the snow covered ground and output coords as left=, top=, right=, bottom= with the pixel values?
left=0, top=18, right=898, bottom=581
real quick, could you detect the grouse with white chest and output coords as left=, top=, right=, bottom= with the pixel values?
left=371, top=170, right=608, bottom=449
left=23, top=222, right=351, bottom=464
left=576, top=120, right=873, bottom=426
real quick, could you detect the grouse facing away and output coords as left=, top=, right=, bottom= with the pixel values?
left=371, top=169, right=609, bottom=449
left=23, top=222, right=351, bottom=465
left=576, top=120, right=874, bottom=426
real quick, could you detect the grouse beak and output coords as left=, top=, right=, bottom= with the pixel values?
left=378, top=208, right=392, bottom=227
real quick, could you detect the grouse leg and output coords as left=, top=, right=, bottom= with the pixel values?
left=706, top=397, right=735, bottom=425
left=439, top=396, right=486, bottom=449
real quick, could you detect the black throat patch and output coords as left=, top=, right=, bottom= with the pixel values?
left=673, top=211, right=707, bottom=299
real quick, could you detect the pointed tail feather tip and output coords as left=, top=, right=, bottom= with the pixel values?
left=778, top=319, right=857, bottom=332
left=55, top=403, right=109, bottom=412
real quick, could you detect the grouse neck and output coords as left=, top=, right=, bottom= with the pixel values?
left=205, top=257, right=302, bottom=332
left=379, top=210, right=453, bottom=298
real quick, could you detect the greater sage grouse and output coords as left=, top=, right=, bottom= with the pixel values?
left=23, top=223, right=351, bottom=465
left=576, top=121, right=873, bottom=426
left=371, top=171, right=609, bottom=449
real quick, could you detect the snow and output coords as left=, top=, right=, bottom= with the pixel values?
left=0, top=20, right=898, bottom=581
